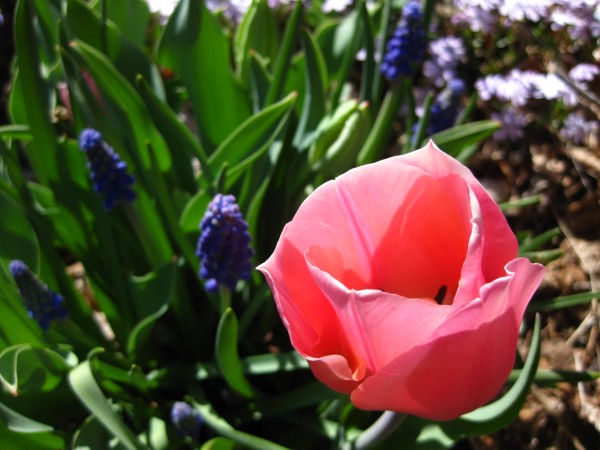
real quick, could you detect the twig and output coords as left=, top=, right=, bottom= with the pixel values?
left=574, top=350, right=600, bottom=434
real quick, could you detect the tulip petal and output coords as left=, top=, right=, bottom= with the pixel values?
left=400, top=141, right=518, bottom=281
left=306, top=256, right=451, bottom=375
left=350, top=258, right=546, bottom=421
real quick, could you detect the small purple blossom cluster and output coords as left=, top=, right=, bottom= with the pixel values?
left=9, top=260, right=68, bottom=330
left=560, top=112, right=599, bottom=145
left=474, top=64, right=599, bottom=144
left=171, top=401, right=203, bottom=438
left=380, top=1, right=426, bottom=81
left=423, top=36, right=467, bottom=88
left=197, top=194, right=254, bottom=293
left=79, top=129, right=136, bottom=211
left=475, top=69, right=578, bottom=107
left=452, top=0, right=599, bottom=42
left=427, top=79, right=466, bottom=135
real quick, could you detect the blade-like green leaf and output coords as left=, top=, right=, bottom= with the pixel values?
left=429, top=120, right=500, bottom=156
left=209, top=92, right=297, bottom=188
left=215, top=308, right=255, bottom=398
left=292, top=30, right=327, bottom=150
left=158, top=0, right=251, bottom=151
left=527, top=290, right=600, bottom=312
left=234, top=0, right=278, bottom=88
left=0, top=125, right=32, bottom=141
left=507, top=368, right=600, bottom=385
left=189, top=390, right=290, bottom=450
left=126, top=263, right=175, bottom=357
left=136, top=75, right=211, bottom=191
left=0, top=189, right=39, bottom=271
left=265, top=0, right=303, bottom=106
left=0, top=401, right=53, bottom=433
left=68, top=359, right=147, bottom=450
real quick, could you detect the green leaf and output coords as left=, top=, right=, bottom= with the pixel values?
left=507, top=369, right=600, bottom=385
left=66, top=0, right=163, bottom=94
left=518, top=227, right=561, bottom=254
left=189, top=390, right=290, bottom=450
left=293, top=30, right=328, bottom=150
left=527, top=290, right=600, bottom=313
left=234, top=0, right=279, bottom=88
left=209, top=92, right=297, bottom=188
left=13, top=0, right=60, bottom=186
left=215, top=308, right=255, bottom=398
left=0, top=125, right=32, bottom=141
left=0, top=345, right=75, bottom=396
left=410, top=92, right=435, bottom=151
left=248, top=52, right=274, bottom=112
left=201, top=437, right=237, bottom=450
left=136, top=75, right=211, bottom=191
left=357, top=80, right=407, bottom=165
left=68, top=358, right=147, bottom=450
left=158, top=0, right=251, bottom=151
left=429, top=120, right=500, bottom=156
left=440, top=314, right=542, bottom=438
left=0, top=189, right=39, bottom=271
left=126, top=263, right=176, bottom=357
left=265, top=0, right=302, bottom=106
left=196, top=351, right=309, bottom=381
left=316, top=9, right=362, bottom=107
left=499, top=195, right=542, bottom=211
left=0, top=400, right=53, bottom=433
left=0, top=419, right=65, bottom=450
left=72, top=414, right=129, bottom=450
left=180, top=190, right=212, bottom=234
left=65, top=40, right=173, bottom=178
left=95, top=0, right=151, bottom=49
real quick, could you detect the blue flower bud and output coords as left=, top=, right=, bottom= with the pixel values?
left=380, top=1, right=426, bottom=81
left=171, top=401, right=203, bottom=438
left=196, top=194, right=254, bottom=293
left=427, top=78, right=466, bottom=135
left=79, top=128, right=136, bottom=211
left=9, top=260, right=68, bottom=330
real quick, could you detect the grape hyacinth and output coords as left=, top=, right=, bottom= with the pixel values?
left=9, top=260, right=68, bottom=330
left=79, top=129, right=136, bottom=211
left=197, top=194, right=254, bottom=293
left=427, top=79, right=466, bottom=135
left=380, top=1, right=425, bottom=81
left=171, top=401, right=203, bottom=438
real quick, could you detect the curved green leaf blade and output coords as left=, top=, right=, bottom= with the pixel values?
left=527, top=290, right=600, bottom=313
left=429, top=120, right=500, bottom=156
left=0, top=345, right=74, bottom=396
left=0, top=401, right=53, bottom=433
left=215, top=308, right=254, bottom=398
left=189, top=390, right=289, bottom=450
left=68, top=359, right=147, bottom=450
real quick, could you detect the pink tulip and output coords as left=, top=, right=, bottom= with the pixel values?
left=258, top=141, right=545, bottom=421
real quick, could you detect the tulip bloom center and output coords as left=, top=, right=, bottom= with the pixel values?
left=306, top=173, right=471, bottom=306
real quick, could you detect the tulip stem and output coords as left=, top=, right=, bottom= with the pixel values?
left=347, top=411, right=406, bottom=450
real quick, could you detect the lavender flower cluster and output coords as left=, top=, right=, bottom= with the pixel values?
left=452, top=0, right=600, bottom=41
